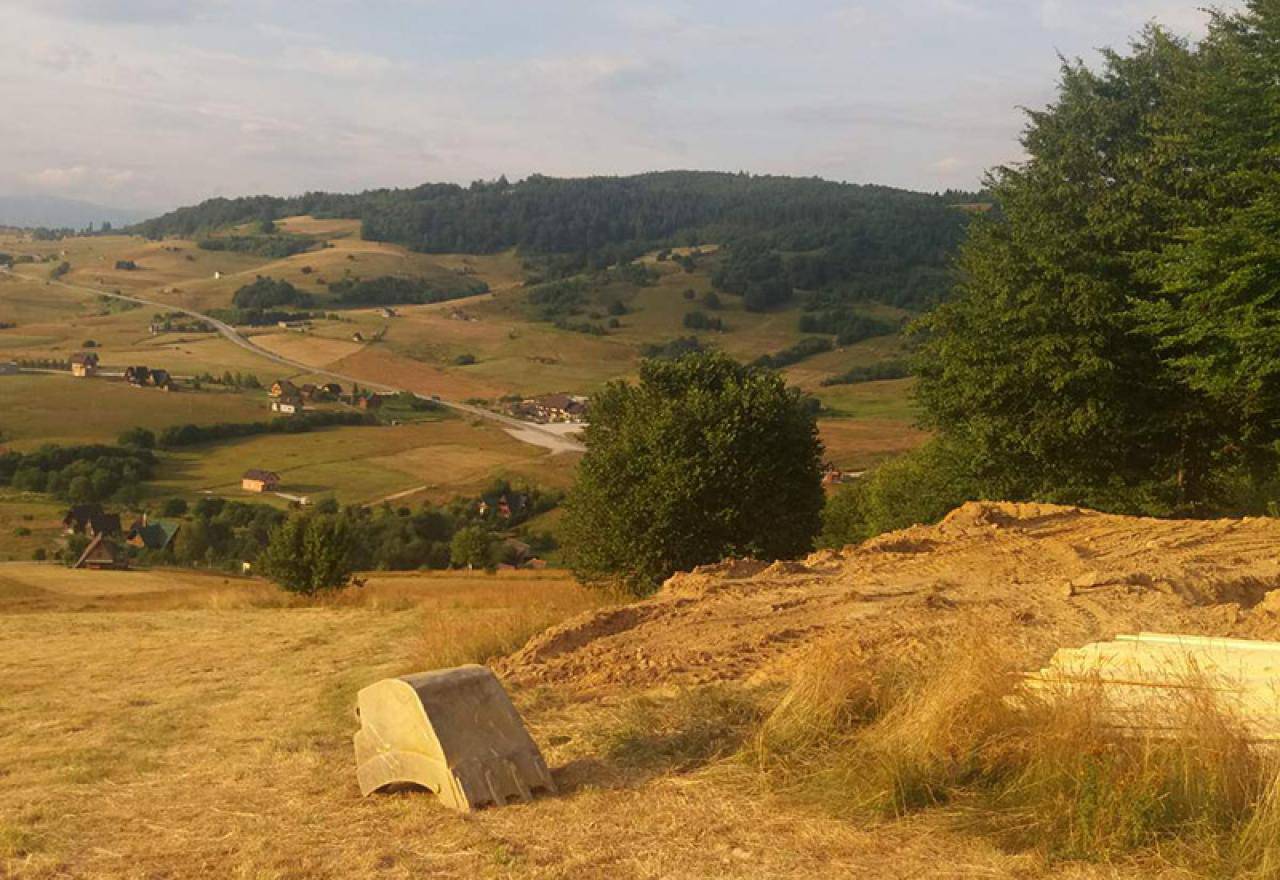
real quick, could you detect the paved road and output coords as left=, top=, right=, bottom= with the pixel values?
left=2, top=268, right=586, bottom=454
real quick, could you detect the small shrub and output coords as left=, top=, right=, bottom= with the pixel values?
left=12, top=527, right=30, bottom=537
left=819, top=440, right=978, bottom=547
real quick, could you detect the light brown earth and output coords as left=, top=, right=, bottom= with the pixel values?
left=501, top=502, right=1280, bottom=693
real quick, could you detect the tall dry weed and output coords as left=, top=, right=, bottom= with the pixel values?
left=748, top=635, right=1280, bottom=874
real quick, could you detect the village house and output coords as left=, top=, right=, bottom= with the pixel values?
left=352, top=394, right=382, bottom=411
left=150, top=369, right=173, bottom=390
left=74, top=535, right=127, bottom=570
left=512, top=393, right=588, bottom=424
left=321, top=382, right=343, bottom=398
left=69, top=351, right=99, bottom=378
left=271, top=399, right=300, bottom=415
left=270, top=379, right=299, bottom=399
left=125, top=515, right=181, bottom=552
left=241, top=469, right=281, bottom=493
left=62, top=504, right=122, bottom=538
left=821, top=465, right=863, bottom=488
left=477, top=492, right=528, bottom=520
left=124, top=365, right=152, bottom=387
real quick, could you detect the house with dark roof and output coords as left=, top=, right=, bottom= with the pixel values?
left=149, top=369, right=173, bottom=390
left=477, top=492, right=528, bottom=521
left=270, top=380, right=299, bottom=399
left=512, top=393, right=588, bottom=424
left=242, top=469, right=281, bottom=493
left=73, top=535, right=127, bottom=570
left=61, top=505, right=122, bottom=538
left=69, top=351, right=99, bottom=378
left=124, top=365, right=151, bottom=387
left=125, top=515, right=181, bottom=551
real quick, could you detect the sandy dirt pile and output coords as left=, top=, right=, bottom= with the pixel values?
left=500, top=502, right=1280, bottom=692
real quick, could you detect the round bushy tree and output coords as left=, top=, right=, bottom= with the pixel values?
left=564, top=351, right=824, bottom=595
left=260, top=512, right=358, bottom=595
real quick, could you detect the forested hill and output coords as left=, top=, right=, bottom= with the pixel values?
left=135, top=171, right=979, bottom=311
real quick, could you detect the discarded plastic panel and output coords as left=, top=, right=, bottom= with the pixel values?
left=353, top=664, right=556, bottom=810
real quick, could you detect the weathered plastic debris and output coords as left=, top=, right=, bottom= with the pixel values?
left=353, top=664, right=556, bottom=810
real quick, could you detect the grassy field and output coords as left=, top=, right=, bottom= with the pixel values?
left=1, top=220, right=927, bottom=495
left=0, top=374, right=268, bottom=448
left=0, top=562, right=1172, bottom=879
left=2, top=223, right=918, bottom=401
left=151, top=417, right=580, bottom=506
left=0, top=493, right=65, bottom=563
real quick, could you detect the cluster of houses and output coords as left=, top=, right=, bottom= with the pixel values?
left=506, top=393, right=589, bottom=424
left=269, top=378, right=384, bottom=414
left=61, top=505, right=181, bottom=570
left=66, top=352, right=175, bottom=390
left=124, top=365, right=174, bottom=390
left=269, top=379, right=346, bottom=414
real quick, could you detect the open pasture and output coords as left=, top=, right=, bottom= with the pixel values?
left=0, top=374, right=267, bottom=448
left=151, top=417, right=578, bottom=506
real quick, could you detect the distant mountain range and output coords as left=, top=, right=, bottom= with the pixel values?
left=0, top=195, right=154, bottom=230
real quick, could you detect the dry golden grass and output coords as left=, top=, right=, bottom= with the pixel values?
left=744, top=632, right=1280, bottom=876
left=817, top=418, right=930, bottom=470
left=0, top=565, right=1126, bottom=880
left=0, top=375, right=268, bottom=448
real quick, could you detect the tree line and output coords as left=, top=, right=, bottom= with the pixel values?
left=829, top=1, right=1280, bottom=542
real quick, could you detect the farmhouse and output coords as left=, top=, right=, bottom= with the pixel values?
left=69, top=351, right=99, bottom=378
left=62, top=505, right=122, bottom=538
left=242, top=469, right=281, bottom=493
left=354, top=394, right=382, bottom=411
left=477, top=492, right=528, bottom=520
left=150, top=369, right=173, bottom=390
left=271, top=399, right=300, bottom=415
left=125, top=516, right=180, bottom=551
left=73, top=535, right=127, bottom=570
left=124, top=365, right=152, bottom=386
left=512, top=393, right=588, bottom=424
left=321, top=382, right=343, bottom=397
left=270, top=379, right=299, bottom=399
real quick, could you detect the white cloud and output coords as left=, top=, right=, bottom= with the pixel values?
left=1040, top=0, right=1219, bottom=36
left=276, top=46, right=404, bottom=79
left=27, top=165, right=136, bottom=192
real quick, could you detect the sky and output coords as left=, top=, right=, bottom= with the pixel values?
left=0, top=0, right=1237, bottom=212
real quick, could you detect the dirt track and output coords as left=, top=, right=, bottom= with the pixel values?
left=501, top=502, right=1280, bottom=692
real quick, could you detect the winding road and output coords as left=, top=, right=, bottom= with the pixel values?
left=2, top=268, right=585, bottom=454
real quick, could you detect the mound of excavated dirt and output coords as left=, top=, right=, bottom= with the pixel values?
left=499, top=502, right=1280, bottom=693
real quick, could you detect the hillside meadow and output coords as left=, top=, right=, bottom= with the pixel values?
left=151, top=417, right=580, bottom=507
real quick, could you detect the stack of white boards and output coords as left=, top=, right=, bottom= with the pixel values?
left=1025, top=633, right=1280, bottom=743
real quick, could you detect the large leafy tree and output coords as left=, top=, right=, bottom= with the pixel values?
left=916, top=5, right=1280, bottom=515
left=563, top=352, right=824, bottom=595
left=260, top=512, right=359, bottom=595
